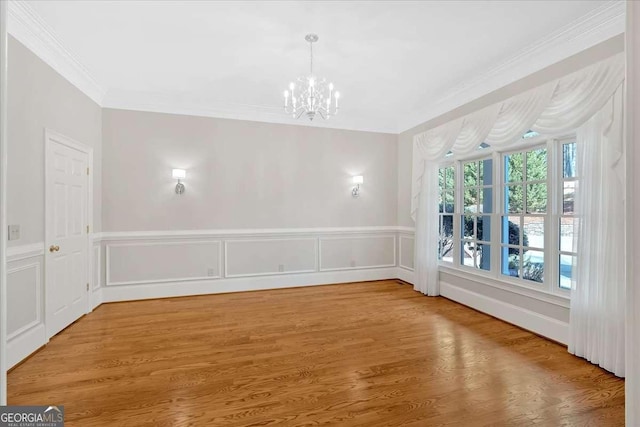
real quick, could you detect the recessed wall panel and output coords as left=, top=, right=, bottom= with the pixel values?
left=225, top=238, right=317, bottom=277
left=7, top=263, right=41, bottom=338
left=399, top=235, right=415, bottom=270
left=107, top=241, right=221, bottom=285
left=320, top=235, right=395, bottom=271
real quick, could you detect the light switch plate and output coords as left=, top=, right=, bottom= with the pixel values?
left=8, top=224, right=20, bottom=241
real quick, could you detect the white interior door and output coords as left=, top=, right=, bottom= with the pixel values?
left=45, top=132, right=90, bottom=339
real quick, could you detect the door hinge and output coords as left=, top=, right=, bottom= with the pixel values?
left=86, top=225, right=90, bottom=234
left=86, top=283, right=89, bottom=291
left=87, top=167, right=90, bottom=175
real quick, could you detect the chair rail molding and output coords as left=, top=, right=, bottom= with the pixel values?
left=94, top=226, right=405, bottom=242
left=7, top=242, right=44, bottom=262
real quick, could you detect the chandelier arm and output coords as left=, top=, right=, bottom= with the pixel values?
left=284, top=34, right=338, bottom=122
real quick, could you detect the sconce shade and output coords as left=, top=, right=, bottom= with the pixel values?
left=172, top=169, right=186, bottom=179
left=352, top=175, right=364, bottom=185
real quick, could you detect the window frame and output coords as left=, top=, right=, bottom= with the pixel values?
left=436, top=133, right=573, bottom=300
left=459, top=157, right=494, bottom=272
left=438, top=163, right=455, bottom=264
left=557, top=138, right=578, bottom=292
left=499, top=143, right=549, bottom=285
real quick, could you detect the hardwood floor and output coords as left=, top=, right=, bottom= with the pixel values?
left=8, top=280, right=624, bottom=426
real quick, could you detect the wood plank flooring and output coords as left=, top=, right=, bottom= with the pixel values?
left=8, top=280, right=624, bottom=426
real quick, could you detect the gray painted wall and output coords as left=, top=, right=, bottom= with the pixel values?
left=7, top=36, right=102, bottom=246
left=102, top=108, right=397, bottom=231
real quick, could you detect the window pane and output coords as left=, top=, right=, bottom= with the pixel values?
left=526, top=148, right=547, bottom=181
left=464, top=161, right=478, bottom=187
left=439, top=215, right=454, bottom=262
left=506, top=185, right=523, bottom=213
left=523, top=250, right=544, bottom=283
left=476, top=244, right=491, bottom=271
left=478, top=215, right=491, bottom=242
left=464, top=188, right=477, bottom=213
left=523, top=216, right=544, bottom=249
left=526, top=183, right=547, bottom=213
left=479, top=159, right=493, bottom=185
left=479, top=188, right=493, bottom=213
left=444, top=191, right=455, bottom=213
left=502, top=216, right=521, bottom=246
left=560, top=217, right=578, bottom=252
left=559, top=254, right=575, bottom=290
left=439, top=168, right=444, bottom=189
left=502, top=247, right=520, bottom=278
left=461, top=241, right=474, bottom=267
left=445, top=167, right=455, bottom=189
left=505, top=152, right=524, bottom=182
left=462, top=215, right=475, bottom=239
left=563, top=143, right=577, bottom=178
left=563, top=181, right=576, bottom=214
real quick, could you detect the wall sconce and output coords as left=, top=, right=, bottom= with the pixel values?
left=172, top=169, right=186, bottom=195
left=352, top=175, right=363, bottom=197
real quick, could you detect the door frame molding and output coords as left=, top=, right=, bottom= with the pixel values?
left=43, top=129, right=93, bottom=338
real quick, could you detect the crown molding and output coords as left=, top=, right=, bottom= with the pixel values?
left=7, top=0, right=106, bottom=105
left=397, top=0, right=626, bottom=133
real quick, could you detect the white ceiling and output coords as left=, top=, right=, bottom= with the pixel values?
left=14, top=1, right=624, bottom=133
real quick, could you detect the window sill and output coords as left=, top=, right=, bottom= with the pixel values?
left=438, top=264, right=571, bottom=308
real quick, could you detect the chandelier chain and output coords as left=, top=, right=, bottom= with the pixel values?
left=309, top=40, right=313, bottom=75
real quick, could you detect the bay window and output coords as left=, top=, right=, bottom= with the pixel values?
left=437, top=135, right=574, bottom=296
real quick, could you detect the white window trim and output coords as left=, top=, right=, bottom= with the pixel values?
left=437, top=132, right=575, bottom=302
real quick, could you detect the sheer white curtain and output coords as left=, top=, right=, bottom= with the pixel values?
left=411, top=119, right=462, bottom=295
left=568, top=86, right=625, bottom=376
left=412, top=53, right=624, bottom=297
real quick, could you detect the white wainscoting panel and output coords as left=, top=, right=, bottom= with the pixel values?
left=92, top=244, right=100, bottom=290
left=319, top=235, right=396, bottom=271
left=7, top=253, right=47, bottom=368
left=225, top=238, right=316, bottom=278
left=107, top=240, right=222, bottom=286
left=7, top=262, right=41, bottom=339
left=399, top=235, right=415, bottom=271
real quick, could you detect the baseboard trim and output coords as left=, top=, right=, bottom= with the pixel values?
left=7, top=323, right=47, bottom=368
left=395, top=268, right=415, bottom=285
left=102, top=268, right=399, bottom=303
left=440, top=280, right=569, bottom=345
left=90, top=287, right=103, bottom=311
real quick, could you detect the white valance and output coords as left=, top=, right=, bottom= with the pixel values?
left=411, top=52, right=625, bottom=221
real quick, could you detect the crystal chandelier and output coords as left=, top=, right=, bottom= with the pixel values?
left=283, top=34, right=340, bottom=121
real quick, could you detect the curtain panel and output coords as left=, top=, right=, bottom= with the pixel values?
left=410, top=52, right=625, bottom=376
left=569, top=86, right=625, bottom=377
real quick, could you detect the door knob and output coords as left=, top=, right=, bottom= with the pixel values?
left=49, top=245, right=60, bottom=252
